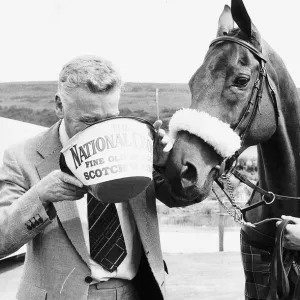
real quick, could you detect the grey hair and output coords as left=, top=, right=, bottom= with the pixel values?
left=57, top=55, right=122, bottom=101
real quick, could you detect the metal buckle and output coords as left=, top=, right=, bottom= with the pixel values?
left=214, top=155, right=238, bottom=180
left=262, top=192, right=275, bottom=204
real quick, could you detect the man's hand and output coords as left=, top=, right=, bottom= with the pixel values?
left=153, top=120, right=173, bottom=167
left=276, top=215, right=300, bottom=250
left=35, top=170, right=87, bottom=208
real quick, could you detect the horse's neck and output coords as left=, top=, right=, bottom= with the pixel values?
left=247, top=43, right=300, bottom=229
left=258, top=118, right=299, bottom=197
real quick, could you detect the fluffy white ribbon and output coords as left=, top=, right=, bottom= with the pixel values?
left=168, top=108, right=241, bottom=158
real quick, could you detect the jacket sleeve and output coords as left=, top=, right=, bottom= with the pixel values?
left=153, top=169, right=202, bottom=208
left=0, top=148, right=55, bottom=258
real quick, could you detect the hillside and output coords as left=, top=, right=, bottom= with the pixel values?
left=1, top=82, right=299, bottom=130
left=0, top=81, right=191, bottom=128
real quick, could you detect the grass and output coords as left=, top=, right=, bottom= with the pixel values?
left=1, top=82, right=299, bottom=131
left=157, top=200, right=248, bottom=227
left=0, top=81, right=191, bottom=129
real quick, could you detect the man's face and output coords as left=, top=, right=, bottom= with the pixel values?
left=57, top=88, right=120, bottom=138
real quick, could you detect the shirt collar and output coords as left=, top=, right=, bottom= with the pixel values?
left=59, top=119, right=70, bottom=147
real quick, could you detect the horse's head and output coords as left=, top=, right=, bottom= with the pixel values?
left=164, top=0, right=278, bottom=202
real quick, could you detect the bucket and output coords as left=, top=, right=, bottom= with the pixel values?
left=60, top=116, right=155, bottom=203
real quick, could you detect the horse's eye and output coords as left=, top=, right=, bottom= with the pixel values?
left=234, top=76, right=250, bottom=87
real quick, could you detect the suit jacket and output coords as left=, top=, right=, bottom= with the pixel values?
left=0, top=121, right=195, bottom=300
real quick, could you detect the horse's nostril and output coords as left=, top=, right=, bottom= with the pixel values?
left=180, top=162, right=197, bottom=188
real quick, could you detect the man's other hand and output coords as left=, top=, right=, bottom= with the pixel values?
left=35, top=170, right=87, bottom=208
left=276, top=215, right=300, bottom=250
left=153, top=120, right=173, bottom=167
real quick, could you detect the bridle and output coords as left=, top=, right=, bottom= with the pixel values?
left=209, top=36, right=279, bottom=175
left=206, top=36, right=300, bottom=221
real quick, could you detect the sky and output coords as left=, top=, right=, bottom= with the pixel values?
left=1, top=0, right=300, bottom=85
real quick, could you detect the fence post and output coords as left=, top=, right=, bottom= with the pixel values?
left=155, top=88, right=159, bottom=121
left=218, top=202, right=225, bottom=251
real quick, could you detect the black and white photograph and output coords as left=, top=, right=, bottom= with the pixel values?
left=1, top=0, right=300, bottom=299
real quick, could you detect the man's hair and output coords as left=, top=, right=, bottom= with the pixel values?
left=57, top=55, right=122, bottom=101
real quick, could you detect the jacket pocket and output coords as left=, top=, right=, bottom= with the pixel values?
left=16, top=281, right=47, bottom=300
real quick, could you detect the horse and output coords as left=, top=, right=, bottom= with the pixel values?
left=163, top=0, right=300, bottom=299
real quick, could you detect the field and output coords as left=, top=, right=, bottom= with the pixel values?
left=1, top=81, right=299, bottom=128
left=0, top=81, right=191, bottom=129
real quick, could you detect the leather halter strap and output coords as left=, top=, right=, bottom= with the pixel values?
left=209, top=38, right=300, bottom=212
left=234, top=60, right=266, bottom=143
left=209, top=36, right=279, bottom=171
left=205, top=37, right=299, bottom=209
left=215, top=168, right=300, bottom=217
left=210, top=36, right=267, bottom=62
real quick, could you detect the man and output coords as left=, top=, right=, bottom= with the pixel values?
left=0, top=55, right=199, bottom=300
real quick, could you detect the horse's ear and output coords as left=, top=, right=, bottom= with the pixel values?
left=217, top=5, right=234, bottom=37
left=231, top=0, right=262, bottom=51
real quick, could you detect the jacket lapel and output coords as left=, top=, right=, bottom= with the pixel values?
left=36, top=121, right=90, bottom=267
left=129, top=182, right=164, bottom=276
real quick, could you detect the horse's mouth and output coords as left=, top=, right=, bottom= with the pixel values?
left=159, top=171, right=201, bottom=203
left=162, top=166, right=220, bottom=203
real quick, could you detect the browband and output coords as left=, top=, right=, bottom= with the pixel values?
left=209, top=36, right=267, bottom=62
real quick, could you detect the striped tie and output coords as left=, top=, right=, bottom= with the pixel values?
left=88, top=194, right=127, bottom=272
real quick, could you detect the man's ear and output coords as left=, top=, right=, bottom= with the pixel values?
left=55, top=94, right=64, bottom=119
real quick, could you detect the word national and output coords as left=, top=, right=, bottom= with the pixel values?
left=69, top=132, right=153, bottom=169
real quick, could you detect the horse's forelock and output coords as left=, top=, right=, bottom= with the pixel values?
left=227, top=28, right=249, bottom=41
